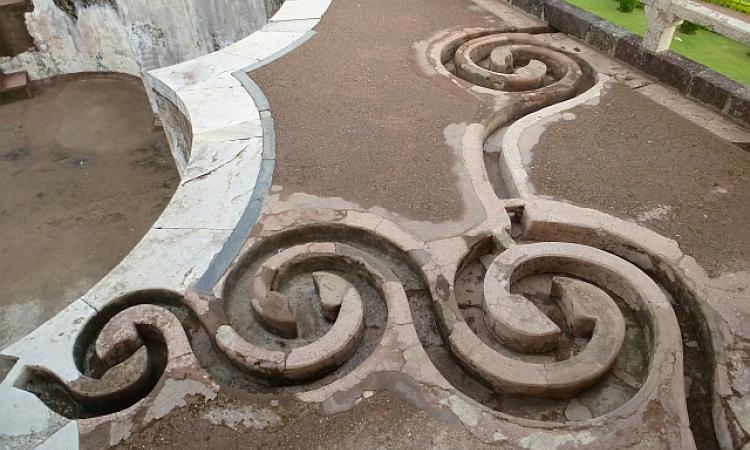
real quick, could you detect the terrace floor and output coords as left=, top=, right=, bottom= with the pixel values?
left=2, top=0, right=750, bottom=449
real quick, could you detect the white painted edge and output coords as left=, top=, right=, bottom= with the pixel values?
left=0, top=1, right=332, bottom=448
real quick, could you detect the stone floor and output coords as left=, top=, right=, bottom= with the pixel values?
left=0, top=77, right=178, bottom=349
left=2, top=0, right=750, bottom=449
left=528, top=82, right=750, bottom=276
left=252, top=0, right=493, bottom=229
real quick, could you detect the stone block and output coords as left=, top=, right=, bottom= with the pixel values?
left=688, top=69, right=740, bottom=111
left=312, top=271, right=350, bottom=320
left=250, top=292, right=297, bottom=339
left=586, top=20, right=629, bottom=54
left=543, top=0, right=601, bottom=40
left=727, top=87, right=750, bottom=128
left=640, top=50, right=703, bottom=93
left=613, top=32, right=643, bottom=68
left=511, top=0, right=545, bottom=18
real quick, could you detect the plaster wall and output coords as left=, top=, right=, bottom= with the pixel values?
left=0, top=0, right=269, bottom=79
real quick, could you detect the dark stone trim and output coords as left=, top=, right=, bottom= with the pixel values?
left=510, top=0, right=545, bottom=18
left=640, top=50, right=704, bottom=93
left=728, top=87, right=750, bottom=127
left=195, top=73, right=276, bottom=294
left=543, top=0, right=602, bottom=41
left=586, top=20, right=629, bottom=55
left=505, top=0, right=750, bottom=128
left=613, top=32, right=643, bottom=67
left=689, top=69, right=735, bottom=110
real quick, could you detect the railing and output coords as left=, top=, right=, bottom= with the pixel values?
left=643, top=0, right=750, bottom=52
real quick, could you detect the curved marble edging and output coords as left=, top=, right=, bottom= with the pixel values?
left=0, top=1, right=332, bottom=448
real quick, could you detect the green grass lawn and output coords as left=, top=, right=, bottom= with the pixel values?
left=567, top=0, right=750, bottom=84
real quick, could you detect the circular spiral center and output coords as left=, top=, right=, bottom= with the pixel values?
left=444, top=33, right=585, bottom=101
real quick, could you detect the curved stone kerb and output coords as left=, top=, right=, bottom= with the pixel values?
left=453, top=34, right=582, bottom=95
left=483, top=249, right=627, bottom=356
left=217, top=241, right=378, bottom=381
left=285, top=287, right=364, bottom=380
left=453, top=242, right=669, bottom=397
left=60, top=304, right=197, bottom=413
left=75, top=1, right=335, bottom=315
left=497, top=75, right=609, bottom=198
left=0, top=3, right=334, bottom=446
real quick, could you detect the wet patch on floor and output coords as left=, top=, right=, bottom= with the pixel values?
left=0, top=77, right=179, bottom=349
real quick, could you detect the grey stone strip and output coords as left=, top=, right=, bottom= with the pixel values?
left=244, top=30, right=317, bottom=73
left=195, top=74, right=276, bottom=294
left=195, top=29, right=318, bottom=293
left=508, top=0, right=750, bottom=128
left=234, top=69, right=271, bottom=112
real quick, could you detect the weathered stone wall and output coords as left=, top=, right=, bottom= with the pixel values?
left=0, top=0, right=269, bottom=79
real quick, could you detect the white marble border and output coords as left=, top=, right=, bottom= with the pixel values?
left=0, top=1, right=332, bottom=448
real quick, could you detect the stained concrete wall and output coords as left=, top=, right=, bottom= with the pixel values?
left=0, top=0, right=269, bottom=79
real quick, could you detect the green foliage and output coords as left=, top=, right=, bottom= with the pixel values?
left=565, top=0, right=750, bottom=84
left=618, top=0, right=637, bottom=12
left=703, top=0, right=750, bottom=14
left=679, top=20, right=700, bottom=34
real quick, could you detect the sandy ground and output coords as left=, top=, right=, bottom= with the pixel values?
left=0, top=77, right=179, bottom=349
left=251, top=0, right=498, bottom=226
left=109, top=391, right=497, bottom=450
left=529, top=82, right=750, bottom=276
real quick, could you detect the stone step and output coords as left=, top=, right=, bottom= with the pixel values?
left=0, top=71, right=31, bottom=97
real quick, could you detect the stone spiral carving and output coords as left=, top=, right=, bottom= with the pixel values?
left=445, top=241, right=678, bottom=399
left=216, top=238, right=402, bottom=382
left=25, top=299, right=198, bottom=417
left=70, top=304, right=196, bottom=407
left=450, top=33, right=583, bottom=100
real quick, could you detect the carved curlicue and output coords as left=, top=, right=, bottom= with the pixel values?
left=8, top=20, right=715, bottom=447
left=215, top=240, right=401, bottom=381
left=453, top=33, right=583, bottom=100
left=449, top=242, right=667, bottom=398
left=25, top=302, right=199, bottom=417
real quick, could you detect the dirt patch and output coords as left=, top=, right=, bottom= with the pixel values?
left=251, top=0, right=499, bottom=223
left=529, top=82, right=750, bottom=275
left=0, top=77, right=179, bottom=349
left=108, top=390, right=495, bottom=450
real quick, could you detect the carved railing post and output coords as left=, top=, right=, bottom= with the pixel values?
left=643, top=0, right=683, bottom=52
left=642, top=0, right=750, bottom=53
